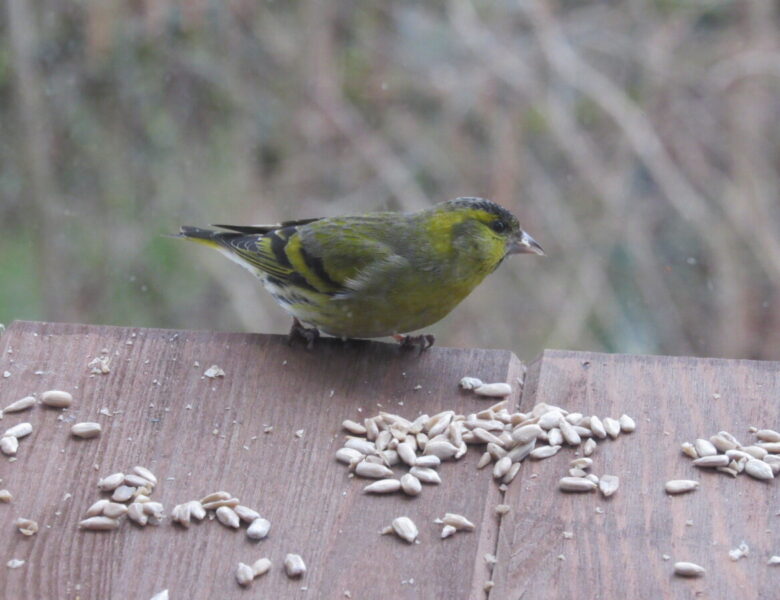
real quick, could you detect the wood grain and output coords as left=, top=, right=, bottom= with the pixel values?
left=0, top=321, right=523, bottom=600
left=491, top=349, right=780, bottom=600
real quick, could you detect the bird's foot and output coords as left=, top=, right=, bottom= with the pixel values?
left=393, top=333, right=435, bottom=354
left=288, top=318, right=320, bottom=350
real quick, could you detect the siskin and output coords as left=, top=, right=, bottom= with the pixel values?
left=178, top=197, right=543, bottom=350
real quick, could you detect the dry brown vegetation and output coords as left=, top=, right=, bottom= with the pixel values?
left=1, top=0, right=779, bottom=359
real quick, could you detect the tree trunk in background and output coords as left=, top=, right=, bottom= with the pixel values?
left=6, top=0, right=65, bottom=320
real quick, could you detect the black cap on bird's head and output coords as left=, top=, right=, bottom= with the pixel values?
left=446, top=197, right=544, bottom=256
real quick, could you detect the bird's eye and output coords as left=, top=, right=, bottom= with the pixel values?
left=491, top=220, right=507, bottom=233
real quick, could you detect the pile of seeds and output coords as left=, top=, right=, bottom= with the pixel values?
left=337, top=398, right=636, bottom=496
left=679, top=428, right=780, bottom=482
left=172, top=491, right=271, bottom=541
left=79, top=466, right=162, bottom=531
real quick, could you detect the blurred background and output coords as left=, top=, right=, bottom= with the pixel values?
left=1, top=0, right=779, bottom=360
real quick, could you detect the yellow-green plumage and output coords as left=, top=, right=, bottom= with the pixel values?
left=179, top=197, right=542, bottom=341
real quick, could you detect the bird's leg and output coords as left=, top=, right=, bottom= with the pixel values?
left=393, top=333, right=435, bottom=353
left=288, top=317, right=320, bottom=350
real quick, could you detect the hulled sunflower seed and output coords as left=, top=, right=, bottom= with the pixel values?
left=111, top=485, right=136, bottom=502
left=235, top=505, right=261, bottom=523
left=2, top=396, right=35, bottom=414
left=745, top=459, right=774, bottom=481
left=680, top=442, right=698, bottom=459
left=401, top=473, right=422, bottom=496
left=441, top=525, right=457, bottom=539
left=674, top=562, right=706, bottom=577
left=98, top=473, right=125, bottom=492
left=0, top=489, right=12, bottom=503
left=247, top=518, right=271, bottom=540
left=124, top=474, right=153, bottom=488
left=474, top=383, right=512, bottom=398
left=443, top=513, right=475, bottom=531
left=477, top=452, right=492, bottom=469
left=284, top=553, right=306, bottom=578
left=409, top=466, right=441, bottom=484
left=252, top=557, right=272, bottom=577
left=756, top=429, right=780, bottom=443
left=216, top=506, right=240, bottom=528
left=618, top=414, right=636, bottom=432
left=741, top=445, right=768, bottom=460
left=344, top=438, right=376, bottom=455
left=142, top=502, right=164, bottom=520
left=598, top=475, right=619, bottom=497
left=530, top=445, right=561, bottom=460
left=0, top=436, right=19, bottom=455
left=201, top=497, right=240, bottom=510
left=103, top=502, right=128, bottom=518
left=459, top=377, right=484, bottom=390
left=589, top=416, right=607, bottom=439
left=364, top=479, right=401, bottom=494
left=603, top=418, right=621, bottom=439
left=665, top=480, right=700, bottom=495
left=355, top=461, right=393, bottom=479
left=342, top=419, right=367, bottom=435
left=41, top=390, right=73, bottom=408
left=3, top=423, right=32, bottom=439
left=236, top=562, right=254, bottom=587
left=763, top=455, right=780, bottom=475
left=582, top=438, right=597, bottom=457
left=132, top=466, right=157, bottom=486
left=585, top=473, right=599, bottom=484
left=547, top=428, right=564, bottom=447
left=493, top=456, right=512, bottom=479
left=507, top=440, right=536, bottom=463
left=15, top=518, right=38, bottom=536
left=692, top=455, right=730, bottom=468
left=336, top=448, right=363, bottom=465
left=390, top=517, right=418, bottom=544
left=759, top=442, right=780, bottom=453
left=503, top=462, right=522, bottom=484
left=710, top=434, right=738, bottom=453
left=128, top=502, right=148, bottom=526
left=79, top=516, right=120, bottom=530
left=569, top=468, right=587, bottom=478
left=511, top=424, right=542, bottom=445
left=71, top=422, right=101, bottom=438
left=558, top=418, right=581, bottom=446
left=414, top=455, right=440, bottom=468
left=570, top=457, right=593, bottom=470
left=768, top=556, right=780, bottom=566
left=187, top=501, right=206, bottom=520
left=397, top=442, right=417, bottom=466
left=495, top=504, right=510, bottom=517
left=171, top=503, right=192, bottom=527
left=559, top=477, right=597, bottom=492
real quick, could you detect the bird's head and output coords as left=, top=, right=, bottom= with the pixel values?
left=443, top=197, right=544, bottom=263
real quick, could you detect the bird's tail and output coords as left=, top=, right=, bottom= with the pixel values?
left=175, top=226, right=223, bottom=248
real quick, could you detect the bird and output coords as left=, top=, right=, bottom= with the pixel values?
left=177, top=197, right=543, bottom=351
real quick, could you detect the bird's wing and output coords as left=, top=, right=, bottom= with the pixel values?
left=179, top=220, right=409, bottom=297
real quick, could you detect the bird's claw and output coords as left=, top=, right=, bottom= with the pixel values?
left=393, top=333, right=435, bottom=354
left=288, top=318, right=320, bottom=350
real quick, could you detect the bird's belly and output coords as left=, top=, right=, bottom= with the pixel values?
left=260, top=275, right=473, bottom=339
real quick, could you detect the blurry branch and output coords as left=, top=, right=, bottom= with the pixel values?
left=707, top=51, right=780, bottom=89
left=517, top=0, right=757, bottom=356
left=6, top=0, right=64, bottom=320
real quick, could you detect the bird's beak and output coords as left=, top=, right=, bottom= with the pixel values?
left=508, top=230, right=544, bottom=256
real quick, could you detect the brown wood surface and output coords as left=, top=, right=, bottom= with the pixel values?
left=0, top=321, right=523, bottom=600
left=491, top=349, right=780, bottom=600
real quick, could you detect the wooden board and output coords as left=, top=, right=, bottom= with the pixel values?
left=0, top=321, right=523, bottom=599
left=490, top=349, right=780, bottom=600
